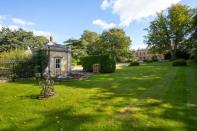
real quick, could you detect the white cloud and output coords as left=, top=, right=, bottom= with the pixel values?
left=8, top=25, right=20, bottom=30
left=12, top=17, right=35, bottom=26
left=0, top=16, right=6, bottom=21
left=0, top=16, right=51, bottom=40
left=1, top=24, right=51, bottom=38
left=101, top=0, right=113, bottom=10
left=27, top=21, right=35, bottom=26
left=101, top=0, right=181, bottom=26
left=93, top=19, right=116, bottom=29
left=33, top=30, right=51, bottom=37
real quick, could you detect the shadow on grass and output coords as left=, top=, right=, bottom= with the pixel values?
left=4, top=106, right=96, bottom=131
left=7, top=63, right=197, bottom=130
left=19, top=94, right=39, bottom=100
left=54, top=64, right=196, bottom=130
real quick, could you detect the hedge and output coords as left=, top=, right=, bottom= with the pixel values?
left=172, top=59, right=187, bottom=66
left=143, top=60, right=153, bottom=63
left=129, top=61, right=140, bottom=66
left=81, top=54, right=116, bottom=73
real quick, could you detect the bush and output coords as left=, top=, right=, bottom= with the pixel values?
left=14, top=60, right=34, bottom=78
left=164, top=52, right=171, bottom=60
left=143, top=60, right=153, bottom=63
left=164, top=51, right=190, bottom=60
left=0, top=49, right=34, bottom=79
left=172, top=59, right=187, bottom=66
left=81, top=54, right=116, bottom=73
left=176, top=50, right=190, bottom=60
left=32, top=49, right=48, bottom=74
left=151, top=55, right=158, bottom=62
left=0, top=49, right=31, bottom=61
left=129, top=61, right=140, bottom=66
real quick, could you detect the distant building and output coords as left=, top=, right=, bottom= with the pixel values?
left=135, top=48, right=164, bottom=61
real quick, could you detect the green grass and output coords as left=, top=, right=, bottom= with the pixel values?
left=0, top=62, right=197, bottom=131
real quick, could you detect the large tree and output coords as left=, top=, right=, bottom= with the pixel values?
left=33, top=36, right=49, bottom=48
left=0, top=27, right=48, bottom=52
left=81, top=30, right=100, bottom=55
left=65, top=28, right=133, bottom=62
left=64, top=39, right=88, bottom=63
left=191, top=13, right=197, bottom=62
left=191, top=13, right=197, bottom=45
left=98, top=28, right=132, bottom=62
left=145, top=4, right=195, bottom=59
left=65, top=30, right=100, bottom=62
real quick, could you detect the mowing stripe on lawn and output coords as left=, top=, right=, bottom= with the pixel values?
left=185, top=64, right=197, bottom=131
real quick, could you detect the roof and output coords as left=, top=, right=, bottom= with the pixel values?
left=44, top=44, right=71, bottom=53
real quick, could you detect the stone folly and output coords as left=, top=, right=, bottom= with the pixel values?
left=44, top=37, right=71, bottom=78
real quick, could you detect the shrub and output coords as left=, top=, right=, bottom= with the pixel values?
left=164, top=52, right=171, bottom=60
left=0, top=49, right=31, bottom=61
left=144, top=60, right=153, bottom=63
left=164, top=51, right=191, bottom=60
left=151, top=55, right=158, bottom=62
left=0, top=49, right=34, bottom=78
left=32, top=49, right=48, bottom=74
left=172, top=59, right=187, bottom=66
left=176, top=50, right=190, bottom=60
left=14, top=60, right=34, bottom=78
left=129, top=61, right=140, bottom=66
left=81, top=54, right=116, bottom=73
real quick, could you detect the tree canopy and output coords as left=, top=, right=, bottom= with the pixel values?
left=98, top=28, right=132, bottom=62
left=64, top=38, right=88, bottom=63
left=0, top=27, right=48, bottom=52
left=190, top=13, right=197, bottom=45
left=145, top=4, right=196, bottom=59
left=191, top=13, right=197, bottom=62
left=65, top=28, right=133, bottom=63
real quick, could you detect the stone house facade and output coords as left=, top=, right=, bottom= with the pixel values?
left=135, top=49, right=164, bottom=61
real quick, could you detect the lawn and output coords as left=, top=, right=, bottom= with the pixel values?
left=0, top=62, right=197, bottom=131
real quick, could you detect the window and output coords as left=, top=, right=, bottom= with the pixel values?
left=55, top=58, right=61, bottom=69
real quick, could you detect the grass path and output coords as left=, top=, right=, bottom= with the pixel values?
left=0, top=62, right=196, bottom=130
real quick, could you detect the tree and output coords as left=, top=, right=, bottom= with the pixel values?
left=14, top=28, right=34, bottom=47
left=0, top=27, right=48, bottom=52
left=145, top=4, right=195, bottom=60
left=33, top=36, right=49, bottom=48
left=64, top=39, right=88, bottom=63
left=64, top=28, right=132, bottom=63
left=81, top=30, right=100, bottom=55
left=99, top=28, right=132, bottom=62
left=191, top=13, right=197, bottom=62
left=0, top=28, right=19, bottom=52
left=64, top=30, right=99, bottom=63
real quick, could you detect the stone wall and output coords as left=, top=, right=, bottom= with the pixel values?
left=48, top=50, right=71, bottom=77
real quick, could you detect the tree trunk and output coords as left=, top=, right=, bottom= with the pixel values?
left=171, top=50, right=176, bottom=60
left=170, top=42, right=177, bottom=60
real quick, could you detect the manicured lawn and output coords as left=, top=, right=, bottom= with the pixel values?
left=0, top=62, right=197, bottom=130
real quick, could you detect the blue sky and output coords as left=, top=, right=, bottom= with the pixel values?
left=0, top=0, right=196, bottom=49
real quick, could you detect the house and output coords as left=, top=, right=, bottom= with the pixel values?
left=135, top=48, right=164, bottom=61
left=44, top=37, right=71, bottom=77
